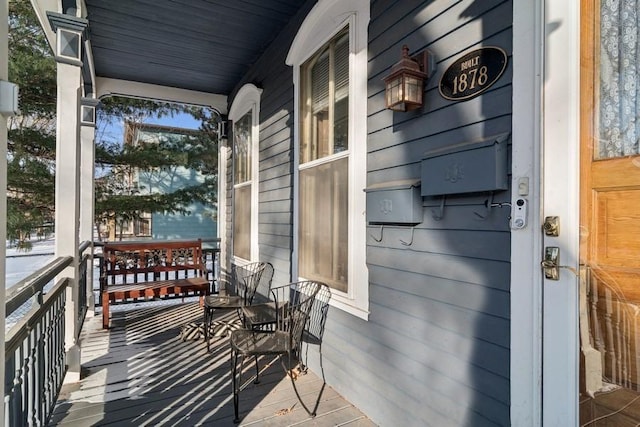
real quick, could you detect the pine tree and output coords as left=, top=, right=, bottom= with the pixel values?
left=7, top=0, right=218, bottom=247
left=7, top=0, right=57, bottom=250
left=94, top=97, right=219, bottom=241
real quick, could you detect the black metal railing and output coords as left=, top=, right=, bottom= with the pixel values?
left=77, top=241, right=92, bottom=336
left=202, top=238, right=221, bottom=292
left=4, top=237, right=218, bottom=425
left=4, top=241, right=92, bottom=426
left=5, top=258, right=69, bottom=427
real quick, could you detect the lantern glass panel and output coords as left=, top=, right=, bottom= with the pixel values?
left=386, top=76, right=403, bottom=107
left=404, top=76, right=422, bottom=104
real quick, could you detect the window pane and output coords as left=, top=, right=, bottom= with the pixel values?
left=234, top=184, right=251, bottom=260
left=299, top=157, right=348, bottom=292
left=334, top=32, right=349, bottom=101
left=306, top=50, right=330, bottom=161
left=233, top=113, right=252, bottom=183
left=135, top=213, right=151, bottom=237
left=300, top=27, right=349, bottom=164
left=312, top=51, right=330, bottom=113
left=334, top=96, right=348, bottom=153
left=597, top=2, right=640, bottom=159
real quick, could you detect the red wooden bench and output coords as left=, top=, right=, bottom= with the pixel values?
left=100, top=239, right=210, bottom=328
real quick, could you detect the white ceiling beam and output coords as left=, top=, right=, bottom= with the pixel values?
left=95, top=77, right=228, bottom=114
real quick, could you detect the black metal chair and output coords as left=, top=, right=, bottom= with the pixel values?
left=203, top=262, right=273, bottom=352
left=229, top=281, right=327, bottom=423
left=240, top=275, right=281, bottom=331
left=300, top=284, right=331, bottom=379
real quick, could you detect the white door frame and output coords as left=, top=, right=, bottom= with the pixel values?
left=511, top=1, right=580, bottom=425
left=542, top=1, right=581, bottom=425
left=510, top=0, right=544, bottom=424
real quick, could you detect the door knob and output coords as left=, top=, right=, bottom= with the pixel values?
left=543, top=216, right=560, bottom=236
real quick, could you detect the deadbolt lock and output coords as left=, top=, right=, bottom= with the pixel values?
left=543, top=216, right=560, bottom=236
left=542, top=246, right=560, bottom=280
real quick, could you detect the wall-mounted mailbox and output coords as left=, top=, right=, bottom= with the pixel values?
left=365, top=179, right=422, bottom=224
left=421, top=133, right=510, bottom=196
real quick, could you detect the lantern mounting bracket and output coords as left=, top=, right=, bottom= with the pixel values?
left=411, top=50, right=435, bottom=79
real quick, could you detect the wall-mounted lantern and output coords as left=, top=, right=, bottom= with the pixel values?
left=384, top=45, right=433, bottom=112
left=81, top=97, right=99, bottom=127
left=47, top=12, right=88, bottom=67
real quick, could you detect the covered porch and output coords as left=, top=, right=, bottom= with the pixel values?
left=2, top=0, right=367, bottom=424
left=2, top=0, right=549, bottom=425
left=49, top=301, right=374, bottom=426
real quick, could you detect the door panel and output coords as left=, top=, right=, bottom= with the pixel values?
left=580, top=0, right=640, bottom=423
left=595, top=189, right=640, bottom=268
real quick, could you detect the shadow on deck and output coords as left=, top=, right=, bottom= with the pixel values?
left=49, top=302, right=375, bottom=426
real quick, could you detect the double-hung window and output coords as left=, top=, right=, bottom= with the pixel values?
left=287, top=0, right=370, bottom=319
left=233, top=113, right=252, bottom=260
left=230, top=84, right=262, bottom=262
left=299, top=28, right=350, bottom=292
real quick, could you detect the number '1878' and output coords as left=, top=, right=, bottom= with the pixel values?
left=451, top=65, right=489, bottom=95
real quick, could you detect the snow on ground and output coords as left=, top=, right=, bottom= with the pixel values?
left=5, top=238, right=58, bottom=329
left=4, top=237, right=206, bottom=330
left=6, top=237, right=56, bottom=290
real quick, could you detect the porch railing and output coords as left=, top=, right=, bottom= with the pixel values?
left=77, top=240, right=91, bottom=334
left=584, top=265, right=640, bottom=392
left=4, top=241, right=92, bottom=427
left=4, top=238, right=218, bottom=426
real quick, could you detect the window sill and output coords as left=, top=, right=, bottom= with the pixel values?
left=330, top=292, right=369, bottom=321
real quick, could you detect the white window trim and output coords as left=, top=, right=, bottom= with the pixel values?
left=229, top=83, right=262, bottom=263
left=287, top=0, right=370, bottom=320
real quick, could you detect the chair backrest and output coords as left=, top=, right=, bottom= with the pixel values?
left=232, top=262, right=271, bottom=305
left=252, top=262, right=274, bottom=304
left=283, top=281, right=324, bottom=348
left=303, top=283, right=331, bottom=345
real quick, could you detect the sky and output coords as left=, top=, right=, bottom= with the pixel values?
left=146, top=111, right=202, bottom=129
left=94, top=106, right=209, bottom=181
left=98, top=109, right=203, bottom=147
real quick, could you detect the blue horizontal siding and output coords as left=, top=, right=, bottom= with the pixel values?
left=226, top=0, right=514, bottom=425
left=325, top=0, right=513, bottom=425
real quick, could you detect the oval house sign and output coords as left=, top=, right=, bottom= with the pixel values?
left=439, top=47, right=508, bottom=101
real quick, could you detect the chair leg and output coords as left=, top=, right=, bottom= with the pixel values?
left=253, top=355, right=260, bottom=384
left=231, top=349, right=242, bottom=423
left=318, top=343, right=326, bottom=383
left=282, top=351, right=316, bottom=417
left=300, top=342, right=309, bottom=373
left=204, top=307, right=210, bottom=352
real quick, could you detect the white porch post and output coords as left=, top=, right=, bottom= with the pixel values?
left=47, top=12, right=88, bottom=383
left=55, top=63, right=81, bottom=383
left=80, top=98, right=97, bottom=314
left=0, top=0, right=10, bottom=422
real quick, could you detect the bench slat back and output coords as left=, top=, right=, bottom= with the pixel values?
left=101, top=240, right=205, bottom=286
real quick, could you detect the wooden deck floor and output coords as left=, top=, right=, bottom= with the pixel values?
left=49, top=301, right=376, bottom=426
left=580, top=386, right=640, bottom=426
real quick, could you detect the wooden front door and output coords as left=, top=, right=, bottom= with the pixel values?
left=580, top=0, right=640, bottom=423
